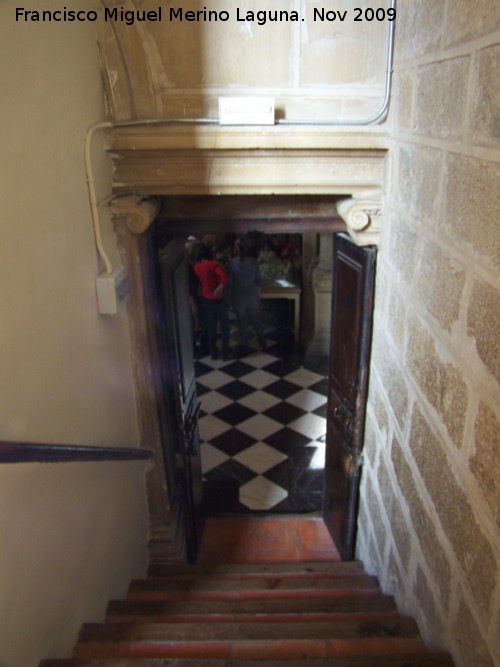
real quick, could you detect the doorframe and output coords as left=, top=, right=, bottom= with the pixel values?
left=107, top=133, right=388, bottom=565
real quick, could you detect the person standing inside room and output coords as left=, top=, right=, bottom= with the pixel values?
left=230, top=236, right=266, bottom=356
left=193, top=242, right=231, bottom=360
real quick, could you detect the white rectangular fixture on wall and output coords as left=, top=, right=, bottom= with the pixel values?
left=95, top=266, right=130, bottom=315
left=218, top=96, right=275, bottom=125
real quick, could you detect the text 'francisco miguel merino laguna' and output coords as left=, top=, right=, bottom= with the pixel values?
left=15, top=6, right=396, bottom=25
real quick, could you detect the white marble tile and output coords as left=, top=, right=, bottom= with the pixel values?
left=233, top=442, right=287, bottom=474
left=236, top=414, right=283, bottom=441
left=200, top=442, right=230, bottom=474
left=286, top=388, right=327, bottom=412
left=305, top=441, right=326, bottom=470
left=240, top=369, right=277, bottom=390
left=288, top=413, right=327, bottom=441
left=238, top=390, right=281, bottom=413
left=284, top=368, right=325, bottom=388
left=239, top=475, right=288, bottom=510
left=196, top=370, right=234, bottom=390
left=199, top=390, right=233, bottom=414
left=199, top=355, right=235, bottom=369
left=198, top=414, right=232, bottom=442
left=242, top=352, right=277, bottom=368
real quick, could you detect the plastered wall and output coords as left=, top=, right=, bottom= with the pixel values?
left=357, top=3, right=500, bottom=666
left=0, top=1, right=149, bottom=665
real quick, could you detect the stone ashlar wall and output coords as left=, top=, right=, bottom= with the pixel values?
left=356, top=2, right=500, bottom=667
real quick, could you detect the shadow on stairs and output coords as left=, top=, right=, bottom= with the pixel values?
left=39, top=517, right=455, bottom=667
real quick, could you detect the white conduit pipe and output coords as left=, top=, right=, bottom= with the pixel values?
left=85, top=0, right=396, bottom=271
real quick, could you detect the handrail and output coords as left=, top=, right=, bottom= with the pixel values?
left=0, top=441, right=152, bottom=464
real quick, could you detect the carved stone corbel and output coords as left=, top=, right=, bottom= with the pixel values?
left=108, top=194, right=160, bottom=235
left=336, top=197, right=382, bottom=247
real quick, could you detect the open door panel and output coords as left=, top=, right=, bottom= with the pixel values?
left=323, top=233, right=377, bottom=560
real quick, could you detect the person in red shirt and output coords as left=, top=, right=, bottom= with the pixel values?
left=193, top=243, right=231, bottom=360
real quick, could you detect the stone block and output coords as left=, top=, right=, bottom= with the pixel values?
left=388, top=498, right=412, bottom=573
left=370, top=378, right=390, bottom=436
left=386, top=283, right=407, bottom=353
left=452, top=600, right=495, bottom=667
left=471, top=44, right=500, bottom=149
left=395, top=0, right=445, bottom=61
left=362, top=413, right=379, bottom=469
left=365, top=475, right=387, bottom=562
left=414, top=57, right=469, bottom=141
left=387, top=549, right=406, bottom=600
left=467, top=279, right=500, bottom=383
left=387, top=214, right=418, bottom=285
left=409, top=408, right=497, bottom=619
left=443, top=0, right=500, bottom=49
left=398, top=143, right=442, bottom=220
left=470, top=402, right=500, bottom=528
left=372, top=331, right=410, bottom=432
left=414, top=241, right=466, bottom=333
left=391, top=436, right=451, bottom=609
left=394, top=68, right=414, bottom=133
left=377, top=458, right=394, bottom=519
left=414, top=566, right=445, bottom=645
left=444, top=154, right=500, bottom=272
left=406, top=317, right=468, bottom=448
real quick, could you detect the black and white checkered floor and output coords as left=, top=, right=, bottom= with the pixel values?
left=196, top=329, right=328, bottom=514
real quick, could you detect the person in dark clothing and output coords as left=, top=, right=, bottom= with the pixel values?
left=229, top=236, right=266, bottom=356
left=193, top=243, right=231, bottom=360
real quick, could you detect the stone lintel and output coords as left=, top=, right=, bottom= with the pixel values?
left=107, top=126, right=388, bottom=200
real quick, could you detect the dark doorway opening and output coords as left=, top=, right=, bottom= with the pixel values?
left=152, top=195, right=375, bottom=562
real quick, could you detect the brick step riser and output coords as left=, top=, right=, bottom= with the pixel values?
left=74, top=637, right=427, bottom=661
left=41, top=655, right=456, bottom=667
left=76, top=617, right=420, bottom=643
left=147, top=561, right=366, bottom=577
left=128, top=575, right=379, bottom=593
left=106, top=610, right=402, bottom=623
left=107, top=595, right=397, bottom=618
left=126, top=588, right=383, bottom=601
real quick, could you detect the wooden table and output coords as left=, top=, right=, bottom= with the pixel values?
left=261, top=283, right=302, bottom=343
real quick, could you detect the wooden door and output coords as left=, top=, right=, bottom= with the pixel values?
left=159, top=238, right=204, bottom=563
left=323, top=233, right=377, bottom=560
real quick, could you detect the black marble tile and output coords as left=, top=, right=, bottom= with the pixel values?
left=312, top=403, right=328, bottom=418
left=263, top=427, right=312, bottom=454
left=213, top=403, right=257, bottom=426
left=221, top=360, right=256, bottom=378
left=203, top=457, right=257, bottom=485
left=263, top=379, right=303, bottom=400
left=196, top=383, right=211, bottom=397
left=217, top=380, right=256, bottom=401
left=262, top=401, right=307, bottom=426
left=309, top=378, right=329, bottom=396
left=195, top=361, right=213, bottom=377
left=209, top=428, right=258, bottom=456
left=263, top=358, right=302, bottom=377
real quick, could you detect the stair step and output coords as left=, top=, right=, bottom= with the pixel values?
left=42, top=655, right=456, bottom=667
left=106, top=593, right=398, bottom=622
left=73, top=618, right=422, bottom=659
left=148, top=561, right=365, bottom=577
left=127, top=574, right=379, bottom=601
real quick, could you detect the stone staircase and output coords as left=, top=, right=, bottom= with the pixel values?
left=39, top=560, right=454, bottom=666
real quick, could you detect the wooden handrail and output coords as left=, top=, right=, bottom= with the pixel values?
left=0, top=441, right=152, bottom=464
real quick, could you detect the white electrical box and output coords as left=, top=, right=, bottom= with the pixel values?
left=96, top=266, right=130, bottom=315
left=218, top=96, right=275, bottom=125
